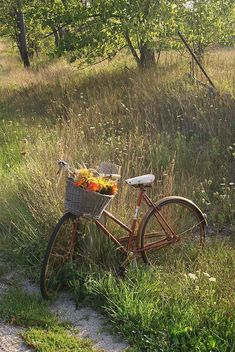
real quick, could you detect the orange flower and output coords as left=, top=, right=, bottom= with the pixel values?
left=74, top=179, right=85, bottom=187
left=111, top=184, right=118, bottom=194
left=87, top=182, right=100, bottom=192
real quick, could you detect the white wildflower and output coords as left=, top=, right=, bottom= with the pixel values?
left=209, top=277, right=216, bottom=282
left=203, top=272, right=210, bottom=277
left=188, top=273, right=198, bottom=280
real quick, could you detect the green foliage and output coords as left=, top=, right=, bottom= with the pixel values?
left=0, top=287, right=99, bottom=352
left=0, top=41, right=234, bottom=351
left=0, top=0, right=234, bottom=67
left=182, top=0, right=235, bottom=59
left=193, top=178, right=235, bottom=227
left=71, top=240, right=235, bottom=351
left=0, top=288, right=61, bottom=328
left=22, top=327, right=99, bottom=352
left=61, top=0, right=182, bottom=67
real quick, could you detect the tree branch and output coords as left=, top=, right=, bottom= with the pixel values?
left=124, top=30, right=141, bottom=67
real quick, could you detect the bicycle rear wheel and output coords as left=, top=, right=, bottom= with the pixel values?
left=40, top=212, right=79, bottom=299
left=139, top=197, right=206, bottom=266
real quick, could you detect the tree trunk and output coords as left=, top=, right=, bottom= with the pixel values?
left=15, top=5, right=30, bottom=68
left=124, top=31, right=155, bottom=69
left=139, top=43, right=155, bottom=68
left=52, top=26, right=59, bottom=47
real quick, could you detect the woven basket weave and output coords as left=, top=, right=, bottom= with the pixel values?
left=64, top=178, right=113, bottom=219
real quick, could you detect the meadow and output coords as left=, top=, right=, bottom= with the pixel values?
left=0, top=39, right=235, bottom=351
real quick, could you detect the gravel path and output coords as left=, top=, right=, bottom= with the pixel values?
left=0, top=256, right=129, bottom=352
left=51, top=293, right=128, bottom=352
left=0, top=325, right=32, bottom=352
left=0, top=257, right=33, bottom=352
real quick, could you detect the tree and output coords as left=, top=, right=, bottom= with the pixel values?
left=55, top=0, right=183, bottom=69
left=0, top=0, right=31, bottom=67
left=183, top=0, right=235, bottom=61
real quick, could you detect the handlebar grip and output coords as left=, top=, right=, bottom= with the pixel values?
left=58, top=160, right=68, bottom=167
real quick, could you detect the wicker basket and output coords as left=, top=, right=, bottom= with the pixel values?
left=64, top=178, right=113, bottom=219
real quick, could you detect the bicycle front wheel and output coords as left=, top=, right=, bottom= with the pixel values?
left=139, top=197, right=206, bottom=266
left=40, top=212, right=79, bottom=299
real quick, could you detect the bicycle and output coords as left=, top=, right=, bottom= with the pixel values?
left=40, top=160, right=207, bottom=299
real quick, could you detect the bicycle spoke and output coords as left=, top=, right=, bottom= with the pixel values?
left=140, top=198, right=205, bottom=265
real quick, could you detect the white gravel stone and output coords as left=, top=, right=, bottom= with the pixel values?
left=51, top=293, right=129, bottom=352
left=0, top=258, right=129, bottom=352
left=0, top=325, right=33, bottom=352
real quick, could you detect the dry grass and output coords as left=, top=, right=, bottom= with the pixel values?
left=0, top=40, right=234, bottom=352
left=0, top=40, right=234, bottom=263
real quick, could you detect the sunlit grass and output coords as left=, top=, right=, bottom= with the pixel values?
left=0, top=39, right=234, bottom=351
left=22, top=327, right=100, bottom=352
left=0, top=288, right=100, bottom=352
left=71, top=239, right=235, bottom=351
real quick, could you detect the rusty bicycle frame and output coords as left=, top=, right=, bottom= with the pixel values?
left=94, top=185, right=180, bottom=261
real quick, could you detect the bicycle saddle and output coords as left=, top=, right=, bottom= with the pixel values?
left=125, top=174, right=155, bottom=186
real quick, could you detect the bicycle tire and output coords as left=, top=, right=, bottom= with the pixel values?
left=139, top=196, right=206, bottom=266
left=40, top=212, right=79, bottom=300
left=40, top=211, right=112, bottom=299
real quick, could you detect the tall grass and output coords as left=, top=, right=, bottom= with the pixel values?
left=71, top=239, right=235, bottom=351
left=0, top=39, right=234, bottom=351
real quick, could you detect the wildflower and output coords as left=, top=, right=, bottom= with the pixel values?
left=111, top=183, right=118, bottom=194
left=87, top=182, right=100, bottom=192
left=188, top=273, right=198, bottom=280
left=74, top=179, right=86, bottom=187
left=209, top=277, right=216, bottom=282
left=203, top=272, right=210, bottom=277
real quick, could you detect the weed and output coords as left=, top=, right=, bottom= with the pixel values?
left=0, top=288, right=61, bottom=328
left=22, top=327, right=100, bottom=352
left=0, top=40, right=234, bottom=352
left=71, top=240, right=235, bottom=351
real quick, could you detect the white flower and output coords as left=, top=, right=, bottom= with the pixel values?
left=203, top=272, right=210, bottom=277
left=188, top=273, right=198, bottom=280
left=209, top=277, right=216, bottom=282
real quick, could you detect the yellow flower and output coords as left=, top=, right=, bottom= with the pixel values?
left=74, top=168, right=93, bottom=182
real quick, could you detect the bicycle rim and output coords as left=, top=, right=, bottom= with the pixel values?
left=140, top=198, right=205, bottom=266
left=40, top=213, right=79, bottom=299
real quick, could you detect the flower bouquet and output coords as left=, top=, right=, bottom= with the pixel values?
left=73, top=168, right=118, bottom=195
left=64, top=165, right=119, bottom=219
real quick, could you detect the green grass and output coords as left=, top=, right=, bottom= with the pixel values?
left=71, top=240, right=235, bottom=352
left=0, top=288, right=61, bottom=328
left=0, top=41, right=234, bottom=352
left=22, top=327, right=100, bottom=352
left=0, top=288, right=100, bottom=352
